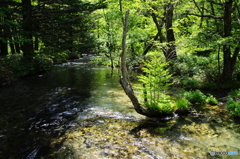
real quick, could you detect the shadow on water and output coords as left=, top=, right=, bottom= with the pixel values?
left=0, top=63, right=114, bottom=158
left=0, top=62, right=240, bottom=159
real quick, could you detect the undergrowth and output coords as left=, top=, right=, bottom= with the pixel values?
left=0, top=54, right=53, bottom=85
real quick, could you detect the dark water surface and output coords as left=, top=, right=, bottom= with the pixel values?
left=0, top=63, right=124, bottom=158
left=0, top=62, right=240, bottom=159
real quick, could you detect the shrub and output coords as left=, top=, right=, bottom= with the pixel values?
left=146, top=94, right=175, bottom=114
left=226, top=98, right=240, bottom=117
left=0, top=54, right=53, bottom=85
left=0, top=58, right=14, bottom=85
left=33, top=54, right=53, bottom=73
left=147, top=102, right=175, bottom=115
left=229, top=89, right=240, bottom=100
left=180, top=76, right=199, bottom=89
left=50, top=52, right=68, bottom=63
left=206, top=94, right=218, bottom=105
left=174, top=98, right=191, bottom=115
left=184, top=89, right=207, bottom=104
left=201, top=81, right=219, bottom=90
left=67, top=52, right=80, bottom=60
left=90, top=55, right=118, bottom=66
left=137, top=55, right=173, bottom=115
left=0, top=54, right=32, bottom=83
left=175, top=99, right=191, bottom=111
left=169, top=54, right=224, bottom=89
left=90, top=56, right=108, bottom=65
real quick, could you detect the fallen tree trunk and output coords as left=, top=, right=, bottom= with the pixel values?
left=119, top=10, right=161, bottom=117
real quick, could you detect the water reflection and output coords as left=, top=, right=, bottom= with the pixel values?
left=0, top=64, right=116, bottom=158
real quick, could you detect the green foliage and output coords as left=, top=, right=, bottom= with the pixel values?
left=226, top=90, right=240, bottom=117
left=171, top=54, right=222, bottom=89
left=206, top=94, right=218, bottom=105
left=174, top=98, right=191, bottom=115
left=229, top=89, right=240, bottom=100
left=201, top=81, right=219, bottom=90
left=89, top=56, right=107, bottom=65
left=226, top=98, right=240, bottom=117
left=45, top=50, right=68, bottom=64
left=90, top=54, right=119, bottom=66
left=175, top=99, right=191, bottom=111
left=137, top=55, right=174, bottom=114
left=180, top=76, right=199, bottom=89
left=0, top=57, right=15, bottom=85
left=171, top=55, right=208, bottom=77
left=0, top=54, right=27, bottom=84
left=5, top=54, right=25, bottom=77
left=145, top=94, right=175, bottom=114
left=184, top=90, right=207, bottom=104
left=14, top=54, right=53, bottom=77
left=33, top=54, right=53, bottom=73
left=183, top=89, right=218, bottom=105
left=0, top=54, right=53, bottom=85
left=1, top=0, right=240, bottom=89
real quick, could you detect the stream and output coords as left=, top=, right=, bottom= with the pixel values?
left=0, top=61, right=240, bottom=159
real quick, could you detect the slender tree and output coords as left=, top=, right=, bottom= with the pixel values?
left=22, top=0, right=34, bottom=59
left=186, top=0, right=240, bottom=82
left=0, top=0, right=10, bottom=56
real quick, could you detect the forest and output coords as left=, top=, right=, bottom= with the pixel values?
left=0, top=0, right=240, bottom=117
left=1, top=0, right=240, bottom=158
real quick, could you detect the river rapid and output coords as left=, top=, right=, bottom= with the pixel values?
left=0, top=62, right=240, bottom=159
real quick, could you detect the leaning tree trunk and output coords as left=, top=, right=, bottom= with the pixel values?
left=119, top=10, right=160, bottom=117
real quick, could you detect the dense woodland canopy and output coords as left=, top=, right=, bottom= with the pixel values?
left=1, top=2, right=240, bottom=158
left=0, top=0, right=240, bottom=88
left=0, top=0, right=105, bottom=56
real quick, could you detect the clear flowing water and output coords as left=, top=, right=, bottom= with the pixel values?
left=0, top=62, right=240, bottom=159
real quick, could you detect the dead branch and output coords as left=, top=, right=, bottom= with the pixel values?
left=187, top=13, right=223, bottom=19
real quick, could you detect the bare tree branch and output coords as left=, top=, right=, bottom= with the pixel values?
left=142, top=33, right=159, bottom=56
left=187, top=13, right=223, bottom=19
left=207, top=0, right=224, bottom=6
left=192, top=0, right=202, bottom=14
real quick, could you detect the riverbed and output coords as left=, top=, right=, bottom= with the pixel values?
left=0, top=62, right=239, bottom=159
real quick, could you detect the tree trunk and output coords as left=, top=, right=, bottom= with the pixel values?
left=164, top=2, right=177, bottom=60
left=34, top=36, right=39, bottom=51
left=221, top=0, right=238, bottom=82
left=0, top=3, right=8, bottom=56
left=0, top=42, right=8, bottom=56
left=151, top=13, right=165, bottom=43
left=119, top=0, right=124, bottom=24
left=119, top=10, right=161, bottom=117
left=22, top=0, right=34, bottom=59
left=151, top=13, right=167, bottom=57
left=0, top=34, right=8, bottom=56
left=9, top=40, right=16, bottom=54
left=15, top=42, right=21, bottom=54
left=6, top=27, right=16, bottom=54
left=142, top=32, right=159, bottom=56
left=151, top=2, right=177, bottom=60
